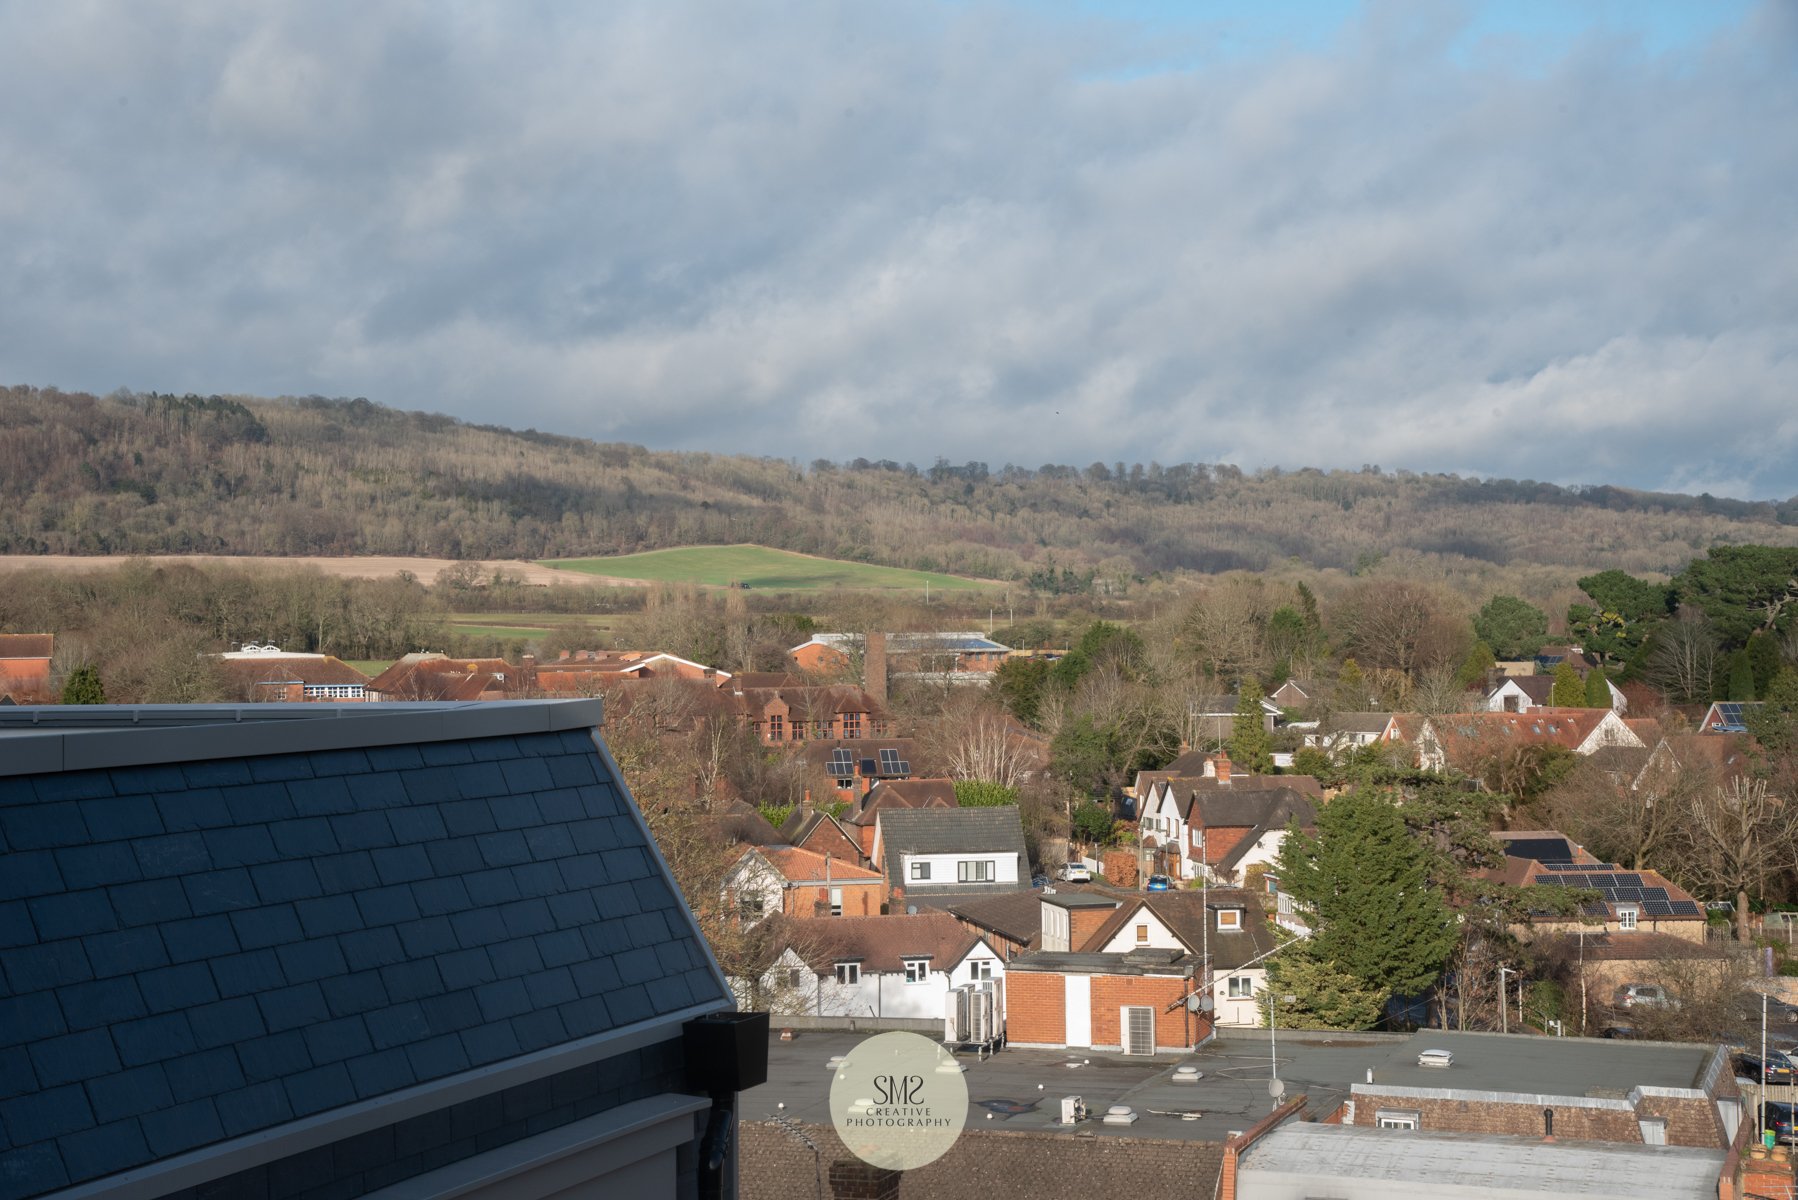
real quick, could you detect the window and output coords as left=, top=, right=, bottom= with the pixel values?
left=835, top=962, right=860, bottom=985
left=787, top=967, right=804, bottom=988
left=303, top=684, right=365, bottom=699
left=1618, top=905, right=1638, bottom=931
left=1216, top=908, right=1243, bottom=931
left=969, top=960, right=994, bottom=980
left=1135, top=924, right=1149, bottom=944
left=766, top=714, right=785, bottom=741
left=830, top=887, right=843, bottom=917
left=842, top=712, right=864, bottom=738
left=958, top=860, right=995, bottom=883
left=903, top=959, right=930, bottom=983
left=910, top=862, right=931, bottom=881
left=1227, top=976, right=1253, bottom=999
left=791, top=721, right=806, bottom=741
left=739, top=894, right=766, bottom=920
left=1376, top=1111, right=1419, bottom=1130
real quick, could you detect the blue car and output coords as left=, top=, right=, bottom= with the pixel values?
left=1146, top=874, right=1172, bottom=891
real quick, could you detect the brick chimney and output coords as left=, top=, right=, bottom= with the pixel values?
left=1740, top=1146, right=1796, bottom=1200
left=864, top=633, right=888, bottom=705
left=830, top=1160, right=900, bottom=1200
left=1214, top=752, right=1232, bottom=785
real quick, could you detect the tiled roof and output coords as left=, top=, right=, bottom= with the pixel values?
left=843, top=780, right=957, bottom=827
left=217, top=655, right=372, bottom=689
left=0, top=634, right=53, bottom=659
left=365, top=655, right=519, bottom=701
left=784, top=913, right=981, bottom=975
left=1534, top=930, right=1727, bottom=963
left=875, top=808, right=1029, bottom=892
left=1323, top=711, right=1395, bottom=734
left=1080, top=887, right=1276, bottom=970
left=0, top=704, right=728, bottom=1199
left=749, top=845, right=884, bottom=883
left=945, top=891, right=1048, bottom=946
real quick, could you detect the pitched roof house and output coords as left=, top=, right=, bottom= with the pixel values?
left=731, top=913, right=1004, bottom=1020
left=1404, top=708, right=1647, bottom=773
left=872, top=807, right=1031, bottom=904
left=0, top=699, right=745, bottom=1200
left=365, top=654, right=522, bottom=702
left=722, top=845, right=887, bottom=925
left=214, top=645, right=373, bottom=703
left=1138, top=776, right=1319, bottom=883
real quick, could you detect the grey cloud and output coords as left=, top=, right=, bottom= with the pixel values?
left=0, top=1, right=1793, bottom=495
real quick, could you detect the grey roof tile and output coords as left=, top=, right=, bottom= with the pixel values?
left=28, top=773, right=115, bottom=804
left=1, top=716, right=728, bottom=1194
left=54, top=1119, right=149, bottom=1182
left=0, top=1143, right=67, bottom=1200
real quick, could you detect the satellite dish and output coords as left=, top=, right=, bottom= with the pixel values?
left=1268, top=1078, right=1286, bottom=1099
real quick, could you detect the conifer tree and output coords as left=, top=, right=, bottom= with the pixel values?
left=1583, top=666, right=1611, bottom=709
left=61, top=664, right=106, bottom=705
left=1549, top=661, right=1585, bottom=707
left=1229, top=678, right=1274, bottom=773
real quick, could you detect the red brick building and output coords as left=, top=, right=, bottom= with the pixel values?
left=1004, top=948, right=1210, bottom=1053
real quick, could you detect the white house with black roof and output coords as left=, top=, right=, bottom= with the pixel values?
left=0, top=699, right=763, bottom=1200
left=871, top=806, right=1031, bottom=903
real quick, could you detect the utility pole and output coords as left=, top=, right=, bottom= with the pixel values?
left=1497, top=966, right=1513, bottom=1035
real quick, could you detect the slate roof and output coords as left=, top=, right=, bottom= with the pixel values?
left=875, top=807, right=1029, bottom=893
left=0, top=701, right=730, bottom=1200
left=1081, top=887, right=1276, bottom=970
left=945, top=890, right=1048, bottom=948
left=0, top=635, right=54, bottom=660
left=217, top=654, right=372, bottom=693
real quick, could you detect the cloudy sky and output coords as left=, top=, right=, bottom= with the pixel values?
left=2, top=2, right=1793, bottom=497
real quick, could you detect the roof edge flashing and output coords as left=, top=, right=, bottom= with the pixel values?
left=0, top=699, right=603, bottom=775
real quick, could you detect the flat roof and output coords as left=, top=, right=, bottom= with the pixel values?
left=1040, top=891, right=1121, bottom=909
left=0, top=699, right=604, bottom=775
left=1288, top=1029, right=1720, bottom=1100
left=1007, top=948, right=1195, bottom=975
left=1238, top=1122, right=1725, bottom=1199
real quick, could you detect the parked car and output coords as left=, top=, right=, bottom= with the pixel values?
left=1031, top=873, right=1050, bottom=890
left=1146, top=874, right=1172, bottom=891
left=1612, top=983, right=1674, bottom=1010
left=1762, top=1101, right=1798, bottom=1146
left=1735, top=1051, right=1798, bottom=1085
left=1057, top=863, right=1092, bottom=883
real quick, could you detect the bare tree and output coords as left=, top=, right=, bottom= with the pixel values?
left=920, top=693, right=1035, bottom=790
left=1331, top=579, right=1471, bottom=683
left=1669, top=774, right=1798, bottom=942
left=1646, top=607, right=1720, bottom=704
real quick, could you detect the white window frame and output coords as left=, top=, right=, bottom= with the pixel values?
left=958, top=860, right=996, bottom=883
left=969, top=959, right=994, bottom=981
left=903, top=958, right=930, bottom=984
left=829, top=887, right=843, bottom=917
left=1217, top=908, right=1243, bottom=931
left=835, top=962, right=860, bottom=985
left=911, top=862, right=931, bottom=881
left=1227, top=976, right=1253, bottom=999
left=1618, top=905, right=1638, bottom=931
left=1376, top=1110, right=1419, bottom=1130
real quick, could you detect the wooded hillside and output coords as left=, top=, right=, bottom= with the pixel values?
left=5, top=384, right=1795, bottom=583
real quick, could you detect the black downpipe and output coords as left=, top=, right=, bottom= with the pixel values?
left=699, top=1091, right=738, bottom=1200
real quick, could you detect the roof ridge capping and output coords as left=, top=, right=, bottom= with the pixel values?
left=0, top=699, right=604, bottom=776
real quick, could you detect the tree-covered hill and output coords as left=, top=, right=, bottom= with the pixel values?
left=4, top=384, right=1795, bottom=583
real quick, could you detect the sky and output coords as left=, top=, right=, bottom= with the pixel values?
left=1, top=1, right=1793, bottom=498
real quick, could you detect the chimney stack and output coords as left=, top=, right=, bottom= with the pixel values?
left=1215, top=753, right=1232, bottom=785
left=864, top=633, right=888, bottom=705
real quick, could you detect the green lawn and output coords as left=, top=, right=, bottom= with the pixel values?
left=345, top=660, right=393, bottom=676
left=540, top=545, right=992, bottom=592
left=445, top=623, right=558, bottom=641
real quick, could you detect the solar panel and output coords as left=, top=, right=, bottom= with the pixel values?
left=1560, top=875, right=1590, bottom=889
left=828, top=748, right=855, bottom=774
left=1641, top=887, right=1668, bottom=903
left=1670, top=901, right=1701, bottom=916
left=1644, top=900, right=1674, bottom=916
left=1614, top=874, right=1643, bottom=888
left=1502, top=837, right=1575, bottom=863
left=879, top=748, right=906, bottom=774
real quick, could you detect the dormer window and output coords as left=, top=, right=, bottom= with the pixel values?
left=1216, top=908, right=1243, bottom=931
left=1618, top=905, right=1638, bottom=931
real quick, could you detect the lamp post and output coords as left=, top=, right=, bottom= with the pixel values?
left=1497, top=966, right=1513, bottom=1035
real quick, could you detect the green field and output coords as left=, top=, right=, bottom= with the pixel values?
left=540, top=545, right=993, bottom=592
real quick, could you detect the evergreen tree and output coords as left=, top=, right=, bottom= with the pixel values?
left=61, top=665, right=106, bottom=705
left=1748, top=632, right=1781, bottom=699
left=1727, top=651, right=1757, bottom=702
left=1261, top=946, right=1387, bottom=1031
left=1549, top=661, right=1585, bottom=707
left=1336, top=658, right=1369, bottom=709
left=1583, top=666, right=1611, bottom=709
left=1473, top=595, right=1548, bottom=660
left=1228, top=678, right=1274, bottom=773
left=1273, top=788, right=1457, bottom=1000
left=1456, top=640, right=1496, bottom=690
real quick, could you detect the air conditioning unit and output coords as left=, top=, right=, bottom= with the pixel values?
left=968, top=986, right=995, bottom=1044
left=946, top=985, right=972, bottom=1042
left=1060, top=1095, right=1087, bottom=1125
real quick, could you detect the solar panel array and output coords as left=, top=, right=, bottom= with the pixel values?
left=878, top=748, right=911, bottom=775
left=1532, top=865, right=1702, bottom=916
left=1501, top=836, right=1575, bottom=863
left=1713, top=702, right=1748, bottom=731
left=828, top=748, right=856, bottom=776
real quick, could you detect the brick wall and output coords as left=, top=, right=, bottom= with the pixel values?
left=1069, top=905, right=1118, bottom=950
left=742, top=1120, right=1223, bottom=1200
left=1006, top=971, right=1066, bottom=1045
left=783, top=881, right=886, bottom=918
left=1348, top=1091, right=1641, bottom=1143
left=801, top=820, right=865, bottom=867
left=1202, top=826, right=1253, bottom=865
left=1091, top=975, right=1206, bottom=1050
